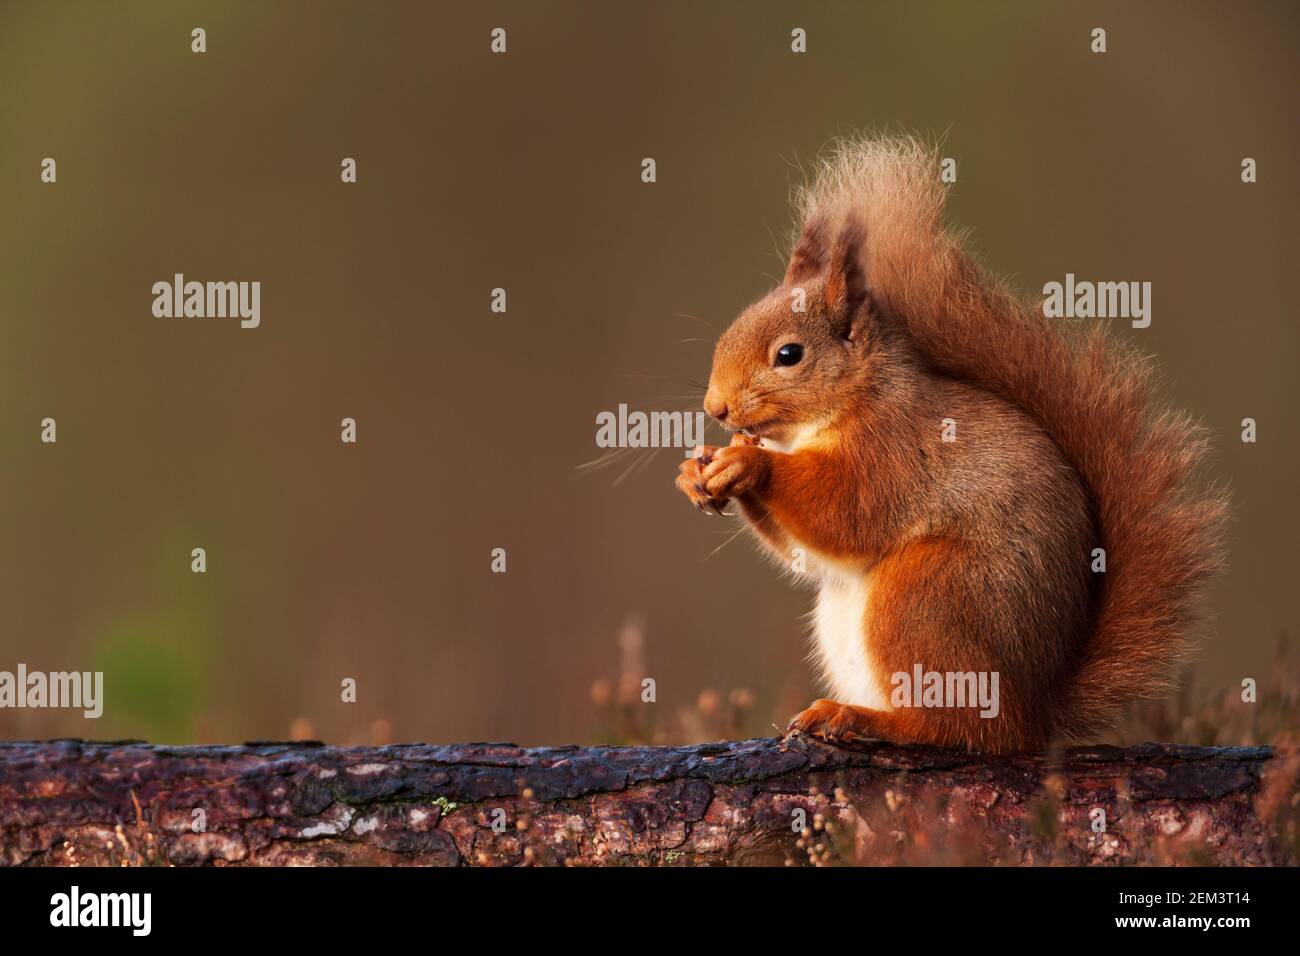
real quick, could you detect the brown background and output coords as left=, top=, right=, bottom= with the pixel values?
left=1, top=0, right=1296, bottom=745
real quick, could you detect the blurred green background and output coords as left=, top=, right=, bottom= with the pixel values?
left=1, top=1, right=1296, bottom=746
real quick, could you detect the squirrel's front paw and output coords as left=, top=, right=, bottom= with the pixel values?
left=701, top=443, right=770, bottom=502
left=676, top=447, right=729, bottom=514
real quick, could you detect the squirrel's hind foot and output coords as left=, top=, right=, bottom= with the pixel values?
left=786, top=698, right=888, bottom=744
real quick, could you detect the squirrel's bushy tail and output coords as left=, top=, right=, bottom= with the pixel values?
left=795, top=136, right=1229, bottom=737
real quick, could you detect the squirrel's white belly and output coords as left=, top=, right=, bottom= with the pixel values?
left=810, top=570, right=892, bottom=711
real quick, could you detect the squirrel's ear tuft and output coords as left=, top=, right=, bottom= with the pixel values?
left=824, top=218, right=868, bottom=328
left=784, top=214, right=831, bottom=284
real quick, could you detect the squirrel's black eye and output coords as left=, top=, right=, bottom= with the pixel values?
left=775, top=343, right=804, bottom=367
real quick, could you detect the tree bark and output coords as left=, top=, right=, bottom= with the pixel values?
left=1, top=737, right=1295, bottom=866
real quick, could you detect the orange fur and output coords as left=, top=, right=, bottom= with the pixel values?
left=678, top=135, right=1229, bottom=751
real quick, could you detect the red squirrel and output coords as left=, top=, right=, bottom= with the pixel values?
left=676, top=136, right=1228, bottom=752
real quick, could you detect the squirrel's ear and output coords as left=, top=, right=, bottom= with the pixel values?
left=824, top=218, right=868, bottom=327
left=784, top=214, right=831, bottom=285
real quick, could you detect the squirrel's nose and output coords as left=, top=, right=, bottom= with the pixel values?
left=703, top=391, right=729, bottom=422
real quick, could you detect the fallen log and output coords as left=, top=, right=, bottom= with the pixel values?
left=1, top=737, right=1295, bottom=866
